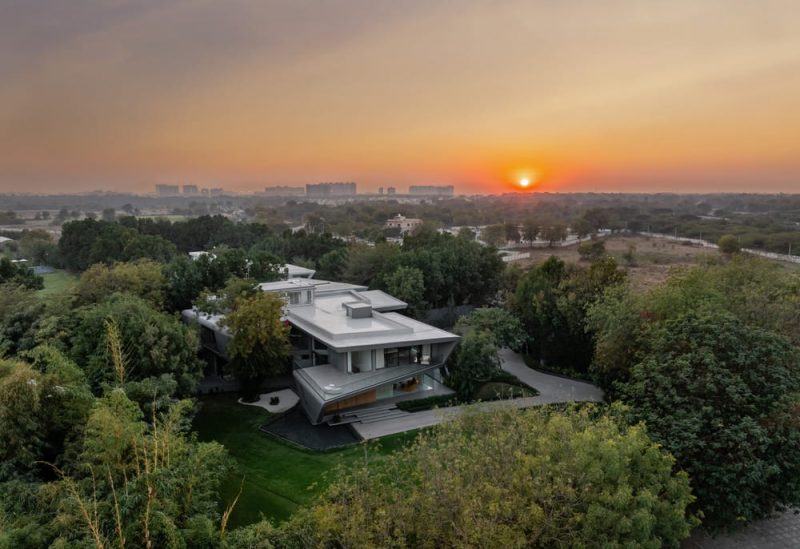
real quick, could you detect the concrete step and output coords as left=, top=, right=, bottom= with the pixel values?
left=358, top=410, right=410, bottom=424
left=338, top=403, right=398, bottom=416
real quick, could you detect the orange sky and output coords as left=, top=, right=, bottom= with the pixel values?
left=1, top=0, right=799, bottom=194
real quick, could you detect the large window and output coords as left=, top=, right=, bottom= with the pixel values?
left=383, top=346, right=427, bottom=367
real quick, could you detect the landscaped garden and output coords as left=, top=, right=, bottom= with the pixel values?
left=192, top=394, right=418, bottom=528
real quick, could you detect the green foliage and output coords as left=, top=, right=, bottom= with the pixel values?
left=18, top=229, right=58, bottom=265
left=223, top=292, right=291, bottom=399
left=194, top=276, right=259, bottom=315
left=588, top=256, right=800, bottom=388
left=341, top=241, right=400, bottom=287
left=0, top=257, right=43, bottom=290
left=619, top=312, right=800, bottom=530
left=286, top=406, right=698, bottom=548
left=577, top=238, right=606, bottom=260
left=512, top=255, right=625, bottom=372
left=454, top=307, right=526, bottom=351
left=445, top=330, right=501, bottom=400
left=59, top=218, right=177, bottom=271
left=382, top=265, right=426, bottom=316
left=0, top=350, right=93, bottom=483
left=66, top=294, right=203, bottom=396
left=481, top=224, right=507, bottom=246
left=717, top=233, right=741, bottom=254
left=74, top=259, right=167, bottom=308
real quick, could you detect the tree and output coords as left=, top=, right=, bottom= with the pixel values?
left=18, top=230, right=57, bottom=265
left=74, top=259, right=167, bottom=308
left=223, top=292, right=291, bottom=400
left=0, top=350, right=93, bottom=483
left=577, top=239, right=606, bottom=260
left=541, top=223, right=567, bottom=247
left=619, top=312, right=800, bottom=530
left=316, top=248, right=348, bottom=280
left=445, top=330, right=501, bottom=399
left=0, top=257, right=43, bottom=289
left=382, top=266, right=426, bottom=317
left=101, top=208, right=116, bottom=222
left=522, top=219, right=539, bottom=245
left=285, top=405, right=697, bottom=548
left=66, top=294, right=203, bottom=396
left=481, top=224, right=506, bottom=247
left=453, top=307, right=525, bottom=351
left=512, top=256, right=625, bottom=373
left=504, top=222, right=520, bottom=243
left=718, top=234, right=740, bottom=254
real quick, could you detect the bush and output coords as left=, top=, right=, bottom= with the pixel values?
left=286, top=406, right=698, bottom=547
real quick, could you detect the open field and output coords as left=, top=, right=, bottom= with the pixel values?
left=513, top=235, right=799, bottom=292
left=192, top=394, right=418, bottom=528
left=38, top=269, right=78, bottom=296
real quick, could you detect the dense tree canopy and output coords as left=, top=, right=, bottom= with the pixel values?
left=512, top=256, right=625, bottom=374
left=282, top=406, right=697, bottom=548
left=65, top=294, right=203, bottom=396
left=74, top=259, right=167, bottom=308
left=619, top=312, right=800, bottom=530
left=59, top=219, right=176, bottom=271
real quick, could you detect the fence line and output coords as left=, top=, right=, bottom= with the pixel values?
left=635, top=231, right=800, bottom=265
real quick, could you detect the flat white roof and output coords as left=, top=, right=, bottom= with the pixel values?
left=188, top=276, right=457, bottom=352
left=288, top=292, right=457, bottom=351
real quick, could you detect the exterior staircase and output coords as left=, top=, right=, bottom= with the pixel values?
left=327, top=403, right=409, bottom=426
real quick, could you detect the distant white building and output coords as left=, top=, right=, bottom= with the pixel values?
left=385, top=214, right=422, bottom=234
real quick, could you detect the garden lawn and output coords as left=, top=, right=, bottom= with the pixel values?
left=193, top=394, right=417, bottom=528
left=38, top=269, right=78, bottom=297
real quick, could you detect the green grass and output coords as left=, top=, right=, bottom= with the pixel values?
left=192, top=394, right=418, bottom=528
left=38, top=269, right=78, bottom=297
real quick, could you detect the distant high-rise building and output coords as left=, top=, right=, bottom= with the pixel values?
left=182, top=184, right=199, bottom=195
left=408, top=185, right=454, bottom=197
left=378, top=187, right=384, bottom=194
left=209, top=188, right=224, bottom=196
left=387, top=187, right=396, bottom=195
left=155, top=184, right=180, bottom=196
left=200, top=188, right=209, bottom=196
left=263, top=186, right=306, bottom=197
left=305, top=182, right=357, bottom=198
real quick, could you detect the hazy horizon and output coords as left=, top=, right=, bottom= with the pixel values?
left=2, top=0, right=799, bottom=195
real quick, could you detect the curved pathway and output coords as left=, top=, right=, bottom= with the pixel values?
left=353, top=350, right=604, bottom=440
left=498, top=349, right=604, bottom=404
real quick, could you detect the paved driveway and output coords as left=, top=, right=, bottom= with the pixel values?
left=684, top=511, right=800, bottom=549
left=353, top=350, right=604, bottom=440
left=498, top=349, right=604, bottom=404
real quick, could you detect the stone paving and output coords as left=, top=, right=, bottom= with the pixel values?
left=684, top=510, right=800, bottom=548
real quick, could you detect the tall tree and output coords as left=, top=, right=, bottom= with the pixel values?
left=620, top=312, right=800, bottom=530
left=223, top=292, right=291, bottom=400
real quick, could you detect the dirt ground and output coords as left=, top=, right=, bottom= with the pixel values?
left=512, top=235, right=721, bottom=292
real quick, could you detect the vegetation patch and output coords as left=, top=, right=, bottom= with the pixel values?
left=38, top=269, right=78, bottom=296
left=192, top=394, right=417, bottom=528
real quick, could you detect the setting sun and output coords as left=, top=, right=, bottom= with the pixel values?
left=520, top=177, right=530, bottom=188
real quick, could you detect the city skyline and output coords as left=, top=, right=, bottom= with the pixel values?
left=1, top=0, right=799, bottom=195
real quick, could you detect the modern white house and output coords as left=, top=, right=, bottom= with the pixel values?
left=184, top=275, right=459, bottom=425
